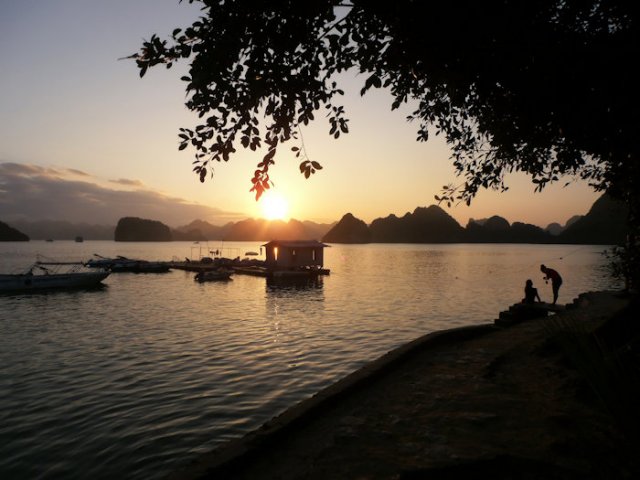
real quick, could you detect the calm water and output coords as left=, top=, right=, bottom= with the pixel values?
left=0, top=241, right=616, bottom=479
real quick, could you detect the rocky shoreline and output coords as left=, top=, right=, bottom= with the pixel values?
left=168, top=291, right=637, bottom=479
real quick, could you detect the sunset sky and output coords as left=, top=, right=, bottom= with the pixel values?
left=0, top=0, right=600, bottom=228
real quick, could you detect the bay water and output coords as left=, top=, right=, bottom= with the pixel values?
left=0, top=241, right=616, bottom=479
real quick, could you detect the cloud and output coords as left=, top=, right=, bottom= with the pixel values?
left=67, top=168, right=91, bottom=177
left=0, top=162, right=244, bottom=226
left=109, top=178, right=145, bottom=187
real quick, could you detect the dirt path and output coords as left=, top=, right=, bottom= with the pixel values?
left=170, top=291, right=635, bottom=480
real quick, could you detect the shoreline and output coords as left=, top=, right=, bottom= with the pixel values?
left=167, top=290, right=635, bottom=479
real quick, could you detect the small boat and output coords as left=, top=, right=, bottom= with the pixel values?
left=86, top=255, right=169, bottom=273
left=85, top=253, right=117, bottom=268
left=0, top=261, right=109, bottom=292
left=194, top=269, right=233, bottom=282
left=75, top=236, right=84, bottom=243
left=109, top=259, right=170, bottom=273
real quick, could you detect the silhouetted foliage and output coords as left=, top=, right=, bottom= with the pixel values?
left=131, top=1, right=639, bottom=201
left=131, top=1, right=640, bottom=284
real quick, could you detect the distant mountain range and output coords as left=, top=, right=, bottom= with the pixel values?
left=5, top=220, right=114, bottom=241
left=1, top=217, right=336, bottom=242
left=322, top=194, right=629, bottom=245
left=0, top=194, right=628, bottom=244
left=174, top=218, right=335, bottom=242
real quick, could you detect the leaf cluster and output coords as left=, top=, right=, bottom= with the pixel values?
left=131, top=0, right=640, bottom=210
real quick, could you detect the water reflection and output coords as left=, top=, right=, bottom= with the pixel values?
left=0, top=283, right=109, bottom=298
left=266, top=275, right=324, bottom=292
left=0, top=241, right=617, bottom=480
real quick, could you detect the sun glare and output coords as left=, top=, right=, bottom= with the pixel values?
left=260, top=190, right=289, bottom=221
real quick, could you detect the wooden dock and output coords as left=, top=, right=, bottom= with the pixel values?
left=232, top=266, right=270, bottom=277
left=168, top=261, right=221, bottom=272
left=232, top=266, right=330, bottom=279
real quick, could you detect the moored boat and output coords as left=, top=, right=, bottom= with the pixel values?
left=0, top=261, right=109, bottom=292
left=109, top=259, right=170, bottom=273
left=194, top=269, right=233, bottom=282
left=86, top=254, right=170, bottom=273
left=86, top=253, right=118, bottom=268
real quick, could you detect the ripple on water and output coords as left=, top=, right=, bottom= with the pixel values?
left=0, top=242, right=617, bottom=479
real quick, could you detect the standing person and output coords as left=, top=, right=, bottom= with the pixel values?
left=540, top=264, right=563, bottom=305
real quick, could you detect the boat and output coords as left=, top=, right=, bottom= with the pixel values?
left=109, top=259, right=170, bottom=273
left=0, top=261, right=110, bottom=292
left=194, top=269, right=233, bottom=282
left=86, top=254, right=170, bottom=273
left=232, top=265, right=270, bottom=277
left=86, top=254, right=115, bottom=268
left=86, top=254, right=133, bottom=269
left=75, top=236, right=84, bottom=242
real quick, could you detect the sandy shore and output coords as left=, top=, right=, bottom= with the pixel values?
left=169, top=291, right=637, bottom=479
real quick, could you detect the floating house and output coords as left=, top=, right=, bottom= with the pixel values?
left=262, top=240, right=329, bottom=274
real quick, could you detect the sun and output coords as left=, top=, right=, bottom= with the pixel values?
left=260, top=190, right=289, bottom=220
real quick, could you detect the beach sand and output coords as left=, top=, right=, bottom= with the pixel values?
left=169, top=291, right=637, bottom=479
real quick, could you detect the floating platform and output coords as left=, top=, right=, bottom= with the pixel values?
left=233, top=266, right=330, bottom=279
left=233, top=266, right=270, bottom=277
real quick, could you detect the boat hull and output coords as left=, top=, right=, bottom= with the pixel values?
left=0, top=271, right=110, bottom=292
left=110, top=262, right=170, bottom=273
left=194, top=271, right=233, bottom=282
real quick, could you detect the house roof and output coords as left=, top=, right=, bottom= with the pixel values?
left=262, top=240, right=329, bottom=248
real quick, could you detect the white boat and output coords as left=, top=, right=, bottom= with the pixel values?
left=0, top=261, right=110, bottom=292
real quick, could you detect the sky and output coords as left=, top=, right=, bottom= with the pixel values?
left=0, top=0, right=601, bottom=228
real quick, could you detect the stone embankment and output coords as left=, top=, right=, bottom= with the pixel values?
left=169, top=291, right=636, bottom=480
